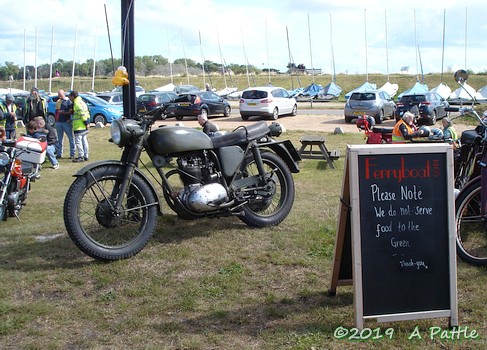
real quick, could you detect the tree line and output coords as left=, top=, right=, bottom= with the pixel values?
left=0, top=55, right=282, bottom=81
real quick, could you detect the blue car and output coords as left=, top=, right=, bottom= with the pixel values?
left=46, top=93, right=124, bottom=126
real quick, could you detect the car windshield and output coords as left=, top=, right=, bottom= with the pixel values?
left=242, top=90, right=268, bottom=99
left=350, top=92, right=375, bottom=101
left=174, top=94, right=195, bottom=103
left=82, top=94, right=110, bottom=105
left=401, top=95, right=426, bottom=103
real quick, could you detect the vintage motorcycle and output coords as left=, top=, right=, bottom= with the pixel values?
left=0, top=137, right=45, bottom=221
left=63, top=108, right=301, bottom=261
left=356, top=114, right=393, bottom=144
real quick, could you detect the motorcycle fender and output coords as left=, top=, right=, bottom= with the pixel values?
left=260, top=140, right=301, bottom=173
left=73, top=160, right=163, bottom=215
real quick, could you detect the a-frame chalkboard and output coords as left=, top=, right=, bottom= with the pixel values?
left=329, top=144, right=458, bottom=329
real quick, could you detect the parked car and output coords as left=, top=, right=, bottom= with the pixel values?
left=136, top=92, right=178, bottom=118
left=46, top=94, right=124, bottom=126
left=112, top=85, right=145, bottom=97
left=239, top=86, right=297, bottom=120
left=164, top=91, right=231, bottom=121
left=344, top=90, right=396, bottom=124
left=395, top=91, right=450, bottom=126
left=96, top=92, right=124, bottom=105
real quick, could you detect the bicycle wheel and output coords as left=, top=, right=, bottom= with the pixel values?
left=455, top=177, right=487, bottom=266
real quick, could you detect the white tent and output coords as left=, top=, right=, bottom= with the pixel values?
left=430, top=83, right=452, bottom=100
left=448, top=82, right=477, bottom=103
left=474, top=85, right=487, bottom=102
left=152, top=83, right=176, bottom=92
left=0, top=88, right=29, bottom=95
left=344, top=81, right=377, bottom=99
left=379, top=81, right=398, bottom=98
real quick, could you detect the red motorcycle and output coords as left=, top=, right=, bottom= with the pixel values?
left=0, top=136, right=46, bottom=221
left=356, top=115, right=393, bottom=144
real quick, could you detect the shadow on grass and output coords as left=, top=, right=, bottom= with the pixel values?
left=152, top=290, right=354, bottom=336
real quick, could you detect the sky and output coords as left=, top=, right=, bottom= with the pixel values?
left=1, top=0, right=487, bottom=77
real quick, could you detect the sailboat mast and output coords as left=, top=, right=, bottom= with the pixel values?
left=286, top=25, right=294, bottom=90
left=265, top=18, right=271, bottom=84
left=441, top=9, right=446, bottom=82
left=49, top=26, right=54, bottom=94
left=241, top=28, right=250, bottom=87
left=181, top=31, right=189, bottom=85
left=23, top=29, right=26, bottom=91
left=308, top=14, right=314, bottom=83
left=71, top=26, right=77, bottom=91
left=384, top=10, right=390, bottom=81
left=91, top=25, right=98, bottom=92
left=199, top=30, right=206, bottom=87
left=35, top=28, right=38, bottom=86
left=217, top=31, right=228, bottom=88
left=364, top=9, right=368, bottom=82
left=464, top=7, right=467, bottom=69
left=329, top=13, right=336, bottom=82
left=414, top=9, right=419, bottom=81
left=167, top=30, right=173, bottom=84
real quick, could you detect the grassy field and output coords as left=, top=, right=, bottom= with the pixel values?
left=7, top=71, right=487, bottom=103
left=1, top=122, right=486, bottom=349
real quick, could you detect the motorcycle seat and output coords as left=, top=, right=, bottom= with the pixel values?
left=372, top=126, right=394, bottom=134
left=460, top=129, right=481, bottom=145
left=211, top=121, right=270, bottom=148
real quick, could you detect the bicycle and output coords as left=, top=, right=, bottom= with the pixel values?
left=452, top=70, right=487, bottom=265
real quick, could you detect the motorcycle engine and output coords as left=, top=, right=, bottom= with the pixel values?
left=177, top=154, right=228, bottom=212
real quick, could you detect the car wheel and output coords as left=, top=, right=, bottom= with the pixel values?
left=176, top=116, right=184, bottom=121
left=200, top=109, right=208, bottom=119
left=345, top=116, right=353, bottom=124
left=270, top=107, right=279, bottom=120
left=223, top=105, right=231, bottom=117
left=431, top=111, right=437, bottom=125
left=94, top=114, right=106, bottom=125
left=375, top=110, right=384, bottom=124
left=291, top=104, right=297, bottom=116
left=47, top=113, right=56, bottom=127
left=241, top=114, right=249, bottom=121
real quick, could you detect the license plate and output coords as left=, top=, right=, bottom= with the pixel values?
left=179, top=102, right=191, bottom=106
left=139, top=107, right=147, bottom=113
left=247, top=102, right=257, bottom=106
left=353, top=111, right=366, bottom=115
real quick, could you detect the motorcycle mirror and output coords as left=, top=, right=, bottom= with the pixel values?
left=454, top=69, right=469, bottom=84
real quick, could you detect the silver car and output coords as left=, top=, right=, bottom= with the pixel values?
left=344, top=90, right=396, bottom=124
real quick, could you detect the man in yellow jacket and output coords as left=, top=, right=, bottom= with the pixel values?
left=68, top=91, right=90, bottom=162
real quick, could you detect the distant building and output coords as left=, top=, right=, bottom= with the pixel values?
left=400, top=66, right=409, bottom=74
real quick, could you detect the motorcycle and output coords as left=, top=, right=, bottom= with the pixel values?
left=0, top=136, right=46, bottom=221
left=63, top=108, right=301, bottom=261
left=356, top=115, right=393, bottom=144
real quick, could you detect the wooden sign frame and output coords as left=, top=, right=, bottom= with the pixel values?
left=329, top=144, right=458, bottom=329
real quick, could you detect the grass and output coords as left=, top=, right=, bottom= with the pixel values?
left=1, top=114, right=487, bottom=349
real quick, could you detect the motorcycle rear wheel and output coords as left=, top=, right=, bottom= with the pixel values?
left=238, top=152, right=295, bottom=227
left=455, top=177, right=487, bottom=266
left=63, top=165, right=158, bottom=261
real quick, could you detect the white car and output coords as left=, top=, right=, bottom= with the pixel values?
left=239, top=86, right=297, bottom=120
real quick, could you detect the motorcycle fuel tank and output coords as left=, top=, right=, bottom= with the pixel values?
left=147, top=126, right=213, bottom=155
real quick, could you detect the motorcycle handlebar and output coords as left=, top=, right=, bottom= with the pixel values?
left=445, top=107, right=459, bottom=112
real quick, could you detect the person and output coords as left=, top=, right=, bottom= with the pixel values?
left=69, top=91, right=90, bottom=162
left=23, top=87, right=47, bottom=123
left=392, top=111, right=427, bottom=143
left=33, top=116, right=59, bottom=169
left=0, top=93, right=17, bottom=139
left=205, top=83, right=211, bottom=91
left=441, top=117, right=458, bottom=141
left=198, top=113, right=218, bottom=135
left=55, top=89, right=75, bottom=159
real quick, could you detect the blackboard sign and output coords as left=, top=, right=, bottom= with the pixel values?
left=330, top=144, right=458, bottom=328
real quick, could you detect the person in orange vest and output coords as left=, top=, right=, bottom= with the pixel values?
left=392, top=111, right=427, bottom=143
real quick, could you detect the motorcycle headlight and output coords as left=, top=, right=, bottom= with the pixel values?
left=110, top=118, right=144, bottom=146
left=0, top=152, right=10, bottom=168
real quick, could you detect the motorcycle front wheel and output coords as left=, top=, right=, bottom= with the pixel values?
left=63, top=165, right=158, bottom=261
left=455, top=177, right=487, bottom=266
left=238, top=152, right=295, bottom=227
